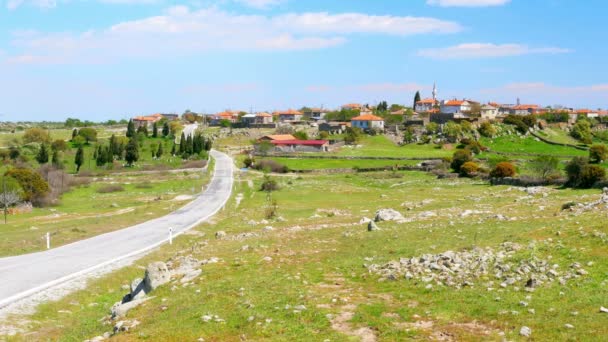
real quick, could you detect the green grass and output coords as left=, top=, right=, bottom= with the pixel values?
left=0, top=166, right=212, bottom=257
left=264, top=157, right=420, bottom=170
left=536, top=128, right=585, bottom=146
left=8, top=167, right=608, bottom=341
left=480, top=135, right=588, bottom=157
left=326, top=135, right=451, bottom=158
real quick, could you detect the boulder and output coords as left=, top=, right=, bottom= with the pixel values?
left=368, top=221, right=380, bottom=231
left=374, top=209, right=405, bottom=222
left=144, top=262, right=171, bottom=293
left=215, top=231, right=227, bottom=239
left=129, top=278, right=146, bottom=301
left=519, top=326, right=532, bottom=337
left=111, top=297, right=152, bottom=318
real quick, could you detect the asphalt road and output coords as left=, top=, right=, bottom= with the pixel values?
left=0, top=149, right=233, bottom=308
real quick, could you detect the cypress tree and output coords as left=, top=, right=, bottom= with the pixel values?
left=179, top=132, right=187, bottom=154
left=152, top=122, right=158, bottom=138
left=36, top=144, right=49, bottom=164
left=171, top=143, right=176, bottom=156
left=71, top=129, right=78, bottom=141
left=52, top=150, right=62, bottom=168
left=186, top=135, right=193, bottom=155
left=96, top=146, right=106, bottom=166
left=125, top=137, right=139, bottom=166
left=126, top=119, right=135, bottom=138
left=104, top=146, right=113, bottom=164
left=413, top=91, right=421, bottom=110
left=156, top=143, right=163, bottom=158
left=162, top=122, right=170, bottom=137
left=75, top=146, right=84, bottom=172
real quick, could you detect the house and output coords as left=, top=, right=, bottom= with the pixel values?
left=255, top=112, right=273, bottom=124
left=160, top=113, right=179, bottom=121
left=258, top=134, right=297, bottom=142
left=415, top=98, right=438, bottom=112
left=576, top=109, right=599, bottom=118
left=350, top=114, right=385, bottom=131
left=480, top=105, right=499, bottom=120
left=270, top=139, right=329, bottom=153
left=510, top=105, right=539, bottom=115
left=276, top=109, right=304, bottom=122
left=309, top=108, right=328, bottom=121
left=241, top=113, right=257, bottom=125
left=341, top=103, right=362, bottom=111
left=215, top=111, right=240, bottom=123
left=441, top=100, right=472, bottom=114
left=319, top=121, right=349, bottom=134
left=132, top=113, right=163, bottom=128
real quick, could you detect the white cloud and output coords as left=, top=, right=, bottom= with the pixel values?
left=483, top=82, right=608, bottom=94
left=479, top=82, right=608, bottom=107
left=427, top=0, right=510, bottom=7
left=417, top=43, right=571, bottom=59
left=6, top=6, right=462, bottom=64
left=6, top=0, right=57, bottom=10
left=235, top=0, right=284, bottom=9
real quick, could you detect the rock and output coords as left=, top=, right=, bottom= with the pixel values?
left=180, top=269, right=202, bottom=284
left=565, top=324, right=574, bottom=329
left=263, top=226, right=274, bottom=232
left=262, top=256, right=272, bottom=262
left=215, top=231, right=227, bottom=239
left=520, top=326, right=532, bottom=337
left=144, top=262, right=171, bottom=293
left=367, top=221, right=380, bottom=231
left=374, top=209, right=405, bottom=222
left=129, top=278, right=146, bottom=301
left=600, top=306, right=608, bottom=313
left=111, top=297, right=152, bottom=318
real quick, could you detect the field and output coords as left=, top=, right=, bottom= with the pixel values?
left=262, top=157, right=420, bottom=171
left=479, top=135, right=587, bottom=157
left=327, top=135, right=452, bottom=158
left=0, top=165, right=212, bottom=257
left=6, top=164, right=608, bottom=341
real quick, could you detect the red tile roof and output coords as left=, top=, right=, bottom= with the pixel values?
left=270, top=140, right=328, bottom=146
left=351, top=114, right=384, bottom=122
left=512, top=105, right=539, bottom=110
left=444, top=100, right=467, bottom=106
left=416, top=98, right=437, bottom=104
left=277, top=109, right=303, bottom=116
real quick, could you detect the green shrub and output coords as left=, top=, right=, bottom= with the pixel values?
left=450, top=149, right=472, bottom=172
left=589, top=144, right=608, bottom=163
left=490, top=162, right=516, bottom=178
left=565, top=157, right=588, bottom=187
left=260, top=175, right=279, bottom=192
left=579, top=165, right=606, bottom=188
left=5, top=168, right=50, bottom=205
left=459, top=161, right=479, bottom=177
left=478, top=122, right=496, bottom=137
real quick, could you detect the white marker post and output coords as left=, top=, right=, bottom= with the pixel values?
left=169, top=227, right=173, bottom=245
left=46, top=232, right=50, bottom=249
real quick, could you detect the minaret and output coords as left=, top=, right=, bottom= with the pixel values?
left=432, top=82, right=437, bottom=102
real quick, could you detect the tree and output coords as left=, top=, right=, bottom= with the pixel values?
left=530, top=156, right=559, bottom=180
left=71, top=129, right=78, bottom=141
left=579, top=165, right=606, bottom=188
left=9, top=147, right=20, bottom=161
left=490, top=162, right=516, bottom=178
left=413, top=91, right=421, bottom=110
left=78, top=127, right=98, bottom=144
left=125, top=137, right=139, bottom=166
left=137, top=125, right=148, bottom=137
left=156, top=143, right=163, bottom=158
left=51, top=150, right=62, bottom=169
left=96, top=145, right=106, bottom=167
left=171, top=143, right=176, bottom=156
left=71, top=136, right=86, bottom=147
left=162, top=122, right=170, bottom=137
left=451, top=149, right=472, bottom=172
left=571, top=120, right=592, bottom=144
left=152, top=122, right=158, bottom=138
left=75, top=146, right=84, bottom=172
left=504, top=115, right=529, bottom=134
left=51, top=139, right=68, bottom=152
left=126, top=119, right=136, bottom=138
left=36, top=144, right=49, bottom=164
left=23, top=128, right=51, bottom=144
left=426, top=122, right=439, bottom=134
left=344, top=127, right=362, bottom=145
left=5, top=168, right=49, bottom=206
left=443, top=121, right=462, bottom=142
left=478, top=122, right=496, bottom=138
left=0, top=176, right=23, bottom=223
left=179, top=132, right=187, bottom=154
left=293, top=131, right=308, bottom=140
left=589, top=144, right=608, bottom=164
left=565, top=157, right=588, bottom=187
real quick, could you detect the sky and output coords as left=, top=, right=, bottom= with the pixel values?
left=0, top=0, right=607, bottom=121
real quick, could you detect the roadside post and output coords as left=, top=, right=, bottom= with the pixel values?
left=169, top=227, right=173, bottom=245
left=46, top=232, right=50, bottom=249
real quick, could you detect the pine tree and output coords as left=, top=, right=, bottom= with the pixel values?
left=125, top=137, right=139, bottom=166
left=104, top=146, right=113, bottom=164
left=152, top=122, right=158, bottom=138
left=186, top=135, right=193, bottom=155
left=75, top=146, right=84, bottom=172
left=162, top=122, right=170, bottom=137
left=96, top=145, right=106, bottom=166
left=126, top=119, right=135, bottom=138
left=413, top=91, right=421, bottom=110
left=156, top=143, right=163, bottom=158
left=36, top=144, right=49, bottom=164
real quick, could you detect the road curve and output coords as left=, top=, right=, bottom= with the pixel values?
left=0, top=149, right=234, bottom=309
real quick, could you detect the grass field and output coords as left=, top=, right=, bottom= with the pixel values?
left=480, top=135, right=588, bottom=157
left=0, top=164, right=212, bottom=257
left=6, top=165, right=608, bottom=341
left=327, top=135, right=452, bottom=158
left=264, top=157, right=420, bottom=170
left=536, top=128, right=585, bottom=146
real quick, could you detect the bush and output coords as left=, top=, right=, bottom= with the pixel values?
left=464, top=141, right=484, bottom=154
left=23, top=128, right=51, bottom=144
left=565, top=157, right=588, bottom=187
left=561, top=201, right=578, bottom=210
left=579, top=165, right=606, bottom=188
left=521, top=114, right=537, bottom=128
left=51, top=139, right=68, bottom=152
left=459, top=161, right=479, bottom=177
left=490, top=162, right=516, bottom=178
left=589, top=144, right=608, bottom=163
left=318, top=131, right=329, bottom=140
left=253, top=159, right=288, bottom=173
left=571, top=120, right=592, bottom=144
left=503, top=115, right=529, bottom=134
left=293, top=131, right=308, bottom=140
left=96, top=184, right=125, bottom=193
left=260, top=175, right=279, bottom=192
left=478, top=121, right=497, bottom=137
left=5, top=168, right=50, bottom=206
left=243, top=157, right=254, bottom=168
left=450, top=149, right=472, bottom=172
left=530, top=155, right=560, bottom=180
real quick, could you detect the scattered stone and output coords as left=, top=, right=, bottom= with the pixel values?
left=565, top=324, right=574, bottom=329
left=215, top=231, right=227, bottom=239
left=520, top=326, right=532, bottom=337
left=367, top=221, right=380, bottom=231
left=374, top=208, right=405, bottom=223
left=144, top=262, right=171, bottom=292
left=600, top=307, right=608, bottom=313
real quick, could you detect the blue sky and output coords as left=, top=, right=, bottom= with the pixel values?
left=0, top=0, right=607, bottom=120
